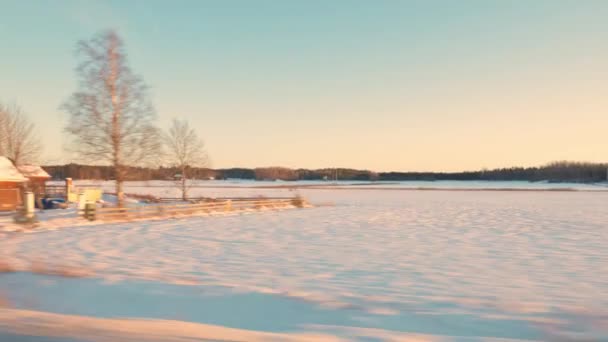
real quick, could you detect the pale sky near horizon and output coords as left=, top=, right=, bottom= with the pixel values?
left=1, top=0, right=607, bottom=172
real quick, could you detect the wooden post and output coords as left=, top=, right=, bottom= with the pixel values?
left=85, top=202, right=96, bottom=221
left=65, top=178, right=73, bottom=201
left=24, top=192, right=35, bottom=220
left=78, top=193, right=86, bottom=217
left=291, top=196, right=305, bottom=208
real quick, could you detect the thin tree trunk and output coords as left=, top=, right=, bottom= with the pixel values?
left=108, top=34, right=123, bottom=208
left=115, top=164, right=124, bottom=208
left=181, top=166, right=188, bottom=201
left=116, top=179, right=124, bottom=207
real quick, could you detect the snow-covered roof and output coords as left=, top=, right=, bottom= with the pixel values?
left=18, top=165, right=51, bottom=179
left=0, top=156, right=27, bottom=182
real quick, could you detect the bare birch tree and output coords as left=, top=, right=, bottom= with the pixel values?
left=164, top=119, right=208, bottom=201
left=63, top=30, right=160, bottom=207
left=0, top=102, right=41, bottom=165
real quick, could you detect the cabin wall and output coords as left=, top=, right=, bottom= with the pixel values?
left=0, top=181, right=23, bottom=211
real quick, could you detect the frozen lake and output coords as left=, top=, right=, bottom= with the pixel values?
left=1, top=185, right=607, bottom=340
left=66, top=179, right=608, bottom=191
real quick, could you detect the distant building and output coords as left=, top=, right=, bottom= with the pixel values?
left=0, top=156, right=28, bottom=211
left=0, top=157, right=54, bottom=211
left=18, top=165, right=52, bottom=198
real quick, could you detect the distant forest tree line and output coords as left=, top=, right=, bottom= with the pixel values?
left=43, top=161, right=608, bottom=183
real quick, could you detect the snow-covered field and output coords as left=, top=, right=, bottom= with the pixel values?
left=1, top=181, right=607, bottom=341
left=63, top=179, right=608, bottom=191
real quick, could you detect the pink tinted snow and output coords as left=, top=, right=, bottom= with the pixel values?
left=1, top=181, right=607, bottom=340
left=16, top=165, right=51, bottom=179
left=0, top=157, right=27, bottom=182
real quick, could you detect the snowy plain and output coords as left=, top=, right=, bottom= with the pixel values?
left=1, top=180, right=607, bottom=341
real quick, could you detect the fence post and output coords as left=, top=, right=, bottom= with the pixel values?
left=77, top=193, right=86, bottom=217
left=291, top=196, right=305, bottom=208
left=85, top=202, right=96, bottom=221
left=25, top=192, right=35, bottom=220
left=65, top=178, right=73, bottom=201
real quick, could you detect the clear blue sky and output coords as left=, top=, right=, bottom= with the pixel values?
left=1, top=0, right=607, bottom=171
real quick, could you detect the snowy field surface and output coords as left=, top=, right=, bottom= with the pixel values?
left=55, top=179, right=608, bottom=191
left=1, top=181, right=608, bottom=341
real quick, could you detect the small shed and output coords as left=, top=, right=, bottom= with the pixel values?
left=0, top=156, right=28, bottom=211
left=18, top=165, right=51, bottom=198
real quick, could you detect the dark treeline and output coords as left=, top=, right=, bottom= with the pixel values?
left=43, top=164, right=217, bottom=181
left=43, top=161, right=608, bottom=183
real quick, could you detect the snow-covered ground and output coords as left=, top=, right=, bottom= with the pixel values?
left=60, top=179, right=608, bottom=191
left=1, top=182, right=607, bottom=341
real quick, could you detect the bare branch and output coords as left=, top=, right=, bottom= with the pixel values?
left=63, top=30, right=160, bottom=207
left=0, top=102, right=42, bottom=165
left=163, top=119, right=209, bottom=200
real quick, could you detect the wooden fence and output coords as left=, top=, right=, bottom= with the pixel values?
left=45, top=185, right=67, bottom=198
left=156, top=196, right=295, bottom=203
left=83, top=197, right=306, bottom=221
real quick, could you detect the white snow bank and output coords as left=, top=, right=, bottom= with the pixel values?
left=2, top=187, right=607, bottom=339
left=0, top=308, right=344, bottom=342
left=0, top=156, right=26, bottom=182
left=16, top=164, right=51, bottom=179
